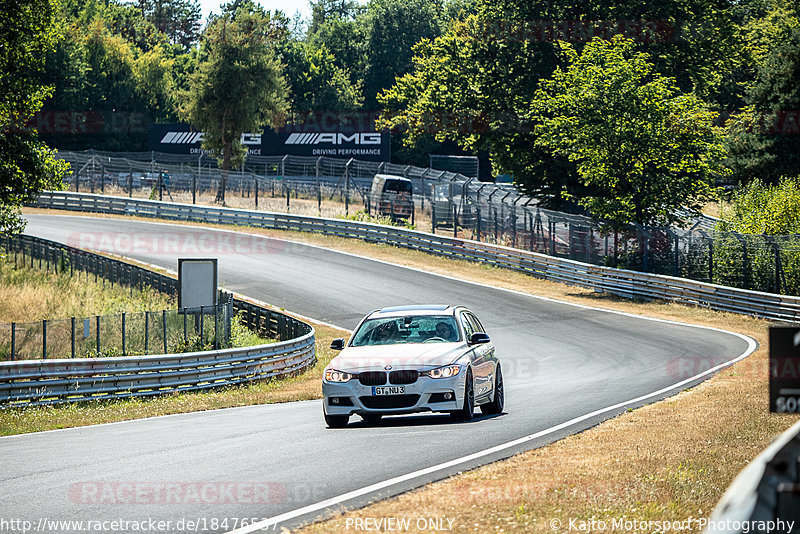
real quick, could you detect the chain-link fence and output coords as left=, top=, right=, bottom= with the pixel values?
left=429, top=155, right=479, bottom=178
left=0, top=304, right=231, bottom=361
left=53, top=150, right=800, bottom=295
left=0, top=235, right=237, bottom=361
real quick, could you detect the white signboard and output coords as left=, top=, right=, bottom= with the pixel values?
left=178, top=258, right=217, bottom=312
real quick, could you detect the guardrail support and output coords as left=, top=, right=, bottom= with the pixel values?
left=121, top=312, right=126, bottom=356
left=345, top=158, right=353, bottom=216
left=162, top=309, right=168, bottom=354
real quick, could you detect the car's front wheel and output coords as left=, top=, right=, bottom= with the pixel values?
left=450, top=369, right=474, bottom=422
left=324, top=412, right=349, bottom=428
left=480, top=364, right=504, bottom=415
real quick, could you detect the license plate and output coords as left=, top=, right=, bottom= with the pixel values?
left=372, top=386, right=405, bottom=395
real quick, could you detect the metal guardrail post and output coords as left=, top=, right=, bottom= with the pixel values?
left=121, top=312, right=126, bottom=356
left=512, top=195, right=523, bottom=248
left=162, top=309, right=168, bottom=354
left=345, top=158, right=353, bottom=216
left=71, top=317, right=76, bottom=358
left=42, top=320, right=47, bottom=359
left=96, top=315, right=100, bottom=355
left=213, top=305, right=219, bottom=350
left=227, top=298, right=233, bottom=345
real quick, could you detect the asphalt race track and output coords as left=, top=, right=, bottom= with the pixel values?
left=0, top=213, right=755, bottom=533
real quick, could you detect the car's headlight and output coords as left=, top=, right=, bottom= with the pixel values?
left=424, top=365, right=460, bottom=379
left=324, top=369, right=355, bottom=383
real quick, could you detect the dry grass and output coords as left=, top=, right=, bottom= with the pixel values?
left=701, top=199, right=730, bottom=221
left=0, top=257, right=174, bottom=322
left=17, top=207, right=800, bottom=531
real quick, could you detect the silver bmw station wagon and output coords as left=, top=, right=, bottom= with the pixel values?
left=322, top=305, right=504, bottom=428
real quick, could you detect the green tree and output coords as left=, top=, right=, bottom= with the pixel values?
left=37, top=1, right=181, bottom=150
left=0, top=0, right=70, bottom=234
left=724, top=7, right=800, bottom=184
left=378, top=14, right=563, bottom=194
left=279, top=40, right=363, bottom=113
left=309, top=0, right=363, bottom=28
left=362, top=0, right=444, bottom=108
left=530, top=36, right=724, bottom=229
left=718, top=176, right=800, bottom=235
left=135, top=0, right=202, bottom=49
left=306, top=2, right=367, bottom=93
left=379, top=0, right=745, bottom=200
left=179, top=3, right=288, bottom=202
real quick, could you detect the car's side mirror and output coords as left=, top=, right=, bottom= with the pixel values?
left=469, top=332, right=491, bottom=345
left=330, top=338, right=346, bottom=350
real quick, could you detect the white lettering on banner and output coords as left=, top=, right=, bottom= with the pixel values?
left=284, top=132, right=383, bottom=146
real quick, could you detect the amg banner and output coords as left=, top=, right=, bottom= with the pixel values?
left=149, top=114, right=390, bottom=161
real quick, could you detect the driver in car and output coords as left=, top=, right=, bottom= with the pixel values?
left=434, top=321, right=456, bottom=342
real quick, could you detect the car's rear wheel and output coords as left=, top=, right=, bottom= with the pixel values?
left=481, top=364, right=504, bottom=415
left=361, top=413, right=382, bottom=425
left=450, top=369, right=474, bottom=422
left=324, top=413, right=349, bottom=428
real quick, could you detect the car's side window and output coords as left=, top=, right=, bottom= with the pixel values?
left=460, top=313, right=475, bottom=340
left=466, top=313, right=483, bottom=334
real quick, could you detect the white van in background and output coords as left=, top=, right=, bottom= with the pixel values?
left=369, top=174, right=413, bottom=221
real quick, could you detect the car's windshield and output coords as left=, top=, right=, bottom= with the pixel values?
left=350, top=315, right=461, bottom=346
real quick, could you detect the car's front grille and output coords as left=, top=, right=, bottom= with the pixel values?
left=360, top=395, right=420, bottom=409
left=389, top=370, right=418, bottom=385
left=358, top=371, right=386, bottom=386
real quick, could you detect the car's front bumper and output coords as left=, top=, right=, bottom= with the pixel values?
left=322, top=372, right=466, bottom=416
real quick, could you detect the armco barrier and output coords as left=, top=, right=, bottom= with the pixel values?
left=706, top=420, right=800, bottom=533
left=0, top=233, right=315, bottom=407
left=31, top=191, right=800, bottom=323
